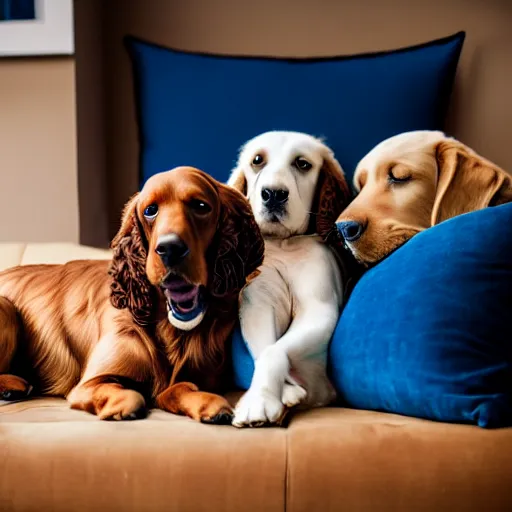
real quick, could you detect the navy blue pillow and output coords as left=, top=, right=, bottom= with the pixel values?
left=329, top=204, right=512, bottom=428
left=126, top=32, right=464, bottom=187
left=233, top=204, right=512, bottom=428
left=232, top=326, right=255, bottom=391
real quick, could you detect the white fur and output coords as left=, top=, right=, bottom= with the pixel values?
left=229, top=131, right=335, bottom=237
left=228, top=131, right=345, bottom=427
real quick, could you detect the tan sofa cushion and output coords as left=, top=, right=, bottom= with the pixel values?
left=1, top=399, right=512, bottom=512
left=0, top=398, right=286, bottom=512
left=0, top=243, right=112, bottom=272
left=287, top=408, right=512, bottom=512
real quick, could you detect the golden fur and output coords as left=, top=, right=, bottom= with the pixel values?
left=0, top=167, right=264, bottom=423
left=337, top=131, right=512, bottom=265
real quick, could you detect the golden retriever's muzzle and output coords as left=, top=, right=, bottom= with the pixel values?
left=337, top=225, right=419, bottom=267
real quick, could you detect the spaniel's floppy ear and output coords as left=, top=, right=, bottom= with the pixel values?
left=227, top=167, right=248, bottom=196
left=309, top=150, right=352, bottom=239
left=208, top=184, right=264, bottom=301
left=432, top=140, right=512, bottom=225
left=108, top=193, right=157, bottom=326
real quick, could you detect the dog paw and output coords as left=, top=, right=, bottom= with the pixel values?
left=232, top=388, right=285, bottom=428
left=201, top=409, right=234, bottom=425
left=0, top=375, right=32, bottom=401
left=184, top=391, right=233, bottom=425
left=96, top=389, right=147, bottom=421
left=114, top=407, right=148, bottom=421
left=198, top=398, right=234, bottom=425
left=281, top=382, right=307, bottom=408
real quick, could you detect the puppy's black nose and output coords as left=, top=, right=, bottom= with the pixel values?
left=155, top=234, right=189, bottom=267
left=261, top=188, right=289, bottom=209
left=336, top=221, right=365, bottom=242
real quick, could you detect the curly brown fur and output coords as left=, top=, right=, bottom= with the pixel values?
left=208, top=185, right=265, bottom=301
left=109, top=220, right=158, bottom=327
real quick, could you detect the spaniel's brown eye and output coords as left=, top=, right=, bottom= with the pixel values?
left=252, top=154, right=265, bottom=167
left=189, top=199, right=212, bottom=214
left=294, top=157, right=312, bottom=171
left=388, top=168, right=411, bottom=184
left=143, top=203, right=158, bottom=219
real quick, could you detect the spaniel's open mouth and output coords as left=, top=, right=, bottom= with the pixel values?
left=162, top=275, right=206, bottom=331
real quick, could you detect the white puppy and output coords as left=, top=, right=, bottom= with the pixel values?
left=228, top=131, right=351, bottom=427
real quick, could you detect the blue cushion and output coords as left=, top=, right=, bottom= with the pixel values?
left=232, top=326, right=255, bottom=391
left=329, top=204, right=512, bottom=428
left=233, top=204, right=512, bottom=428
left=126, top=32, right=464, bottom=187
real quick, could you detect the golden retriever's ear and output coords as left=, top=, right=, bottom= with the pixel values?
left=108, top=193, right=157, bottom=326
left=432, top=140, right=512, bottom=225
left=227, top=168, right=248, bottom=196
left=310, top=152, right=352, bottom=239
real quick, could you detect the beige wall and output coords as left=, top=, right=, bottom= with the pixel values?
left=0, top=57, right=78, bottom=243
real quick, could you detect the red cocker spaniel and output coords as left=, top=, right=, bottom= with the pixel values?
left=0, top=167, right=264, bottom=423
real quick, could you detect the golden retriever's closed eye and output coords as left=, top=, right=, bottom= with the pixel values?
left=336, top=130, right=512, bottom=265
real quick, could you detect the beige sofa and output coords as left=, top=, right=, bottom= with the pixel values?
left=0, top=243, right=511, bottom=512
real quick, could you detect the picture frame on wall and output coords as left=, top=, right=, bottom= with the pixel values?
left=0, top=0, right=74, bottom=56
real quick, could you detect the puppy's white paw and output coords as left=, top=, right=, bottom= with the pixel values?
left=281, top=382, right=307, bottom=408
left=232, top=388, right=285, bottom=428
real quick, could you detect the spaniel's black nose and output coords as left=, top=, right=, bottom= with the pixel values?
left=261, top=188, right=289, bottom=210
left=336, top=221, right=365, bottom=242
left=155, top=234, right=189, bottom=267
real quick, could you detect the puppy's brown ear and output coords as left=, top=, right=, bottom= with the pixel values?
left=432, top=140, right=512, bottom=225
left=108, top=194, right=157, bottom=326
left=309, top=152, right=352, bottom=239
left=208, top=184, right=264, bottom=301
left=227, top=167, right=248, bottom=196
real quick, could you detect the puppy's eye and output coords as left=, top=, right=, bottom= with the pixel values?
left=388, top=168, right=411, bottom=184
left=143, top=204, right=158, bottom=219
left=189, top=199, right=212, bottom=214
left=294, top=157, right=312, bottom=171
left=252, top=154, right=265, bottom=167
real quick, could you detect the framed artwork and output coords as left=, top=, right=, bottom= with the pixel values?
left=0, top=0, right=74, bottom=56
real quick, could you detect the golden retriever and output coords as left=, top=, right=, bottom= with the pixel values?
left=336, top=131, right=512, bottom=265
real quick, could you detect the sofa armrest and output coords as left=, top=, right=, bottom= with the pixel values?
left=0, top=243, right=112, bottom=272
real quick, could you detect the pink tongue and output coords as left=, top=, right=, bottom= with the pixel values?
left=165, top=286, right=198, bottom=303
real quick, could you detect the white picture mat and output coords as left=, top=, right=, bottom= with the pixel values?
left=0, top=0, right=74, bottom=56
